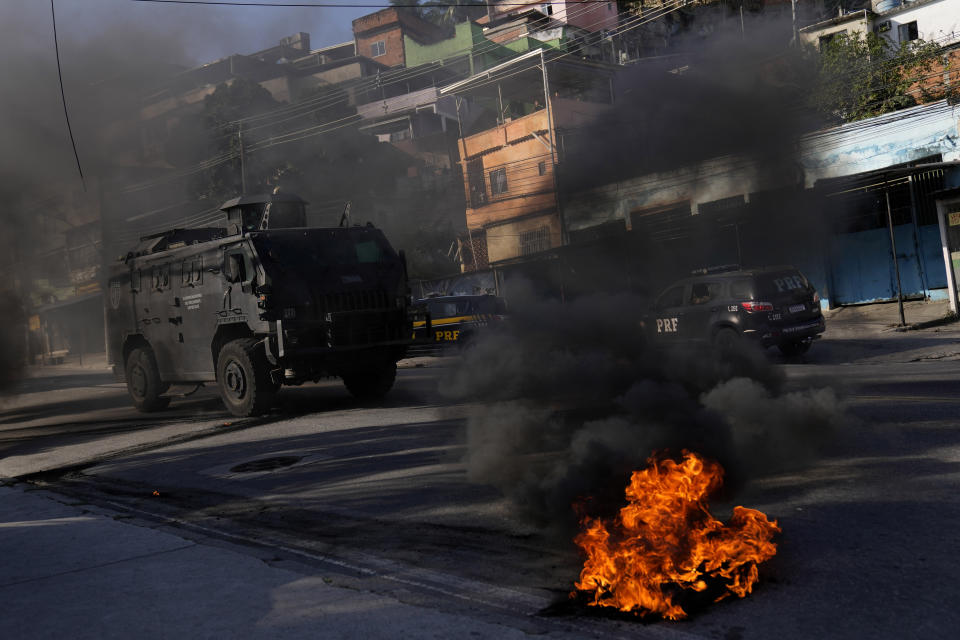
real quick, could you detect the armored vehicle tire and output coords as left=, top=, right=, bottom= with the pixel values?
left=126, top=347, right=170, bottom=413
left=216, top=338, right=276, bottom=417
left=342, top=361, right=397, bottom=401
left=779, top=340, right=811, bottom=357
left=713, top=327, right=741, bottom=356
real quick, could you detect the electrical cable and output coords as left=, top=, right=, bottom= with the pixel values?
left=51, top=0, right=86, bottom=192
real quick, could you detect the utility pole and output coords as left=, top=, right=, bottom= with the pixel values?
left=540, top=48, right=567, bottom=246
left=238, top=122, right=247, bottom=194
left=885, top=185, right=907, bottom=327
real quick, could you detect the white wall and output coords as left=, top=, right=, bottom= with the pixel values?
left=879, top=0, right=960, bottom=47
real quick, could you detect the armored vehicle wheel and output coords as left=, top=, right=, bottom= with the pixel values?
left=778, top=340, right=811, bottom=357
left=216, top=339, right=275, bottom=417
left=342, top=360, right=397, bottom=401
left=125, top=347, right=170, bottom=412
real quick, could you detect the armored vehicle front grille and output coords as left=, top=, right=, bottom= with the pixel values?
left=320, top=289, right=389, bottom=314
left=330, top=310, right=408, bottom=347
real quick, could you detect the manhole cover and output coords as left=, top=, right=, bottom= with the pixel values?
left=229, top=456, right=302, bottom=473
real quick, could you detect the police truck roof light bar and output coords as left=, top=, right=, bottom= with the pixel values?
left=691, top=264, right=740, bottom=276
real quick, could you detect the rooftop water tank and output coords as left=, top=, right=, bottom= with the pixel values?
left=874, top=0, right=903, bottom=13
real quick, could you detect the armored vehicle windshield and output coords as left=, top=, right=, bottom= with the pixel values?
left=249, top=227, right=398, bottom=271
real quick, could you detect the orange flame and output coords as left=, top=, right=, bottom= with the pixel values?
left=572, top=450, right=780, bottom=620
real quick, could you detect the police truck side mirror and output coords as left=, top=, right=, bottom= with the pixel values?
left=224, top=255, right=245, bottom=283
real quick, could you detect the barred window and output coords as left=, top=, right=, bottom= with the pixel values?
left=520, top=226, right=551, bottom=256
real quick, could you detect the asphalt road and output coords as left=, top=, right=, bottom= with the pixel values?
left=2, top=341, right=960, bottom=639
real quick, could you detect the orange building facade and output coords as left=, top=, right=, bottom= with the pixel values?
left=456, top=91, right=613, bottom=268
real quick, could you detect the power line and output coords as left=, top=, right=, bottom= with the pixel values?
left=122, top=0, right=651, bottom=192
left=51, top=0, right=86, bottom=192
left=132, top=0, right=623, bottom=7
left=226, top=0, right=624, bottom=128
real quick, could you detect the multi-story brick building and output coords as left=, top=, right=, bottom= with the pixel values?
left=352, top=8, right=448, bottom=68
left=441, top=52, right=616, bottom=269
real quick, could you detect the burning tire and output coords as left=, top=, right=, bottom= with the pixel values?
left=342, top=360, right=396, bottom=401
left=216, top=338, right=276, bottom=417
left=125, top=346, right=170, bottom=413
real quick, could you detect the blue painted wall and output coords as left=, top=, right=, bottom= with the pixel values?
left=918, top=224, right=947, bottom=289
left=828, top=223, right=947, bottom=304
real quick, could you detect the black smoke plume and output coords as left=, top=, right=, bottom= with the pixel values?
left=445, top=19, right=842, bottom=532
left=444, top=286, right=844, bottom=532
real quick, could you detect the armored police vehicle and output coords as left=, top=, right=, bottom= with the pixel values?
left=642, top=265, right=825, bottom=356
left=106, top=192, right=412, bottom=417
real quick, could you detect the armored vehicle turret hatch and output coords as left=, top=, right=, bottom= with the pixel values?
left=220, top=191, right=307, bottom=232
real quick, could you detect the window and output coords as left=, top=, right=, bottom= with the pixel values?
left=729, top=278, right=754, bottom=299
left=370, top=40, right=385, bottom=57
left=818, top=30, right=846, bottom=50
left=519, top=226, right=551, bottom=256
left=689, top=282, right=722, bottom=305
left=899, top=21, right=918, bottom=42
left=466, top=159, right=487, bottom=208
left=489, top=168, right=508, bottom=196
left=152, top=264, right=170, bottom=291
left=182, top=257, right=203, bottom=286
left=541, top=4, right=553, bottom=15
left=538, top=161, right=547, bottom=176
left=656, top=286, right=685, bottom=309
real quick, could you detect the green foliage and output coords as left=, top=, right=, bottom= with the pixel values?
left=810, top=31, right=942, bottom=122
left=165, top=77, right=285, bottom=201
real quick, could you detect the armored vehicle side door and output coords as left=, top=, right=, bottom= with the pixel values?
left=174, top=246, right=223, bottom=379
left=218, top=244, right=258, bottom=328
left=139, top=258, right=178, bottom=377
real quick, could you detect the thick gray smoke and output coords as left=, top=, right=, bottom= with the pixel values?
left=444, top=287, right=845, bottom=531
left=560, top=15, right=823, bottom=194
left=0, top=0, right=343, bottom=386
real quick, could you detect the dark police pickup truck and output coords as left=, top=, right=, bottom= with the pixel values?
left=642, top=265, right=826, bottom=356
left=411, top=294, right=507, bottom=347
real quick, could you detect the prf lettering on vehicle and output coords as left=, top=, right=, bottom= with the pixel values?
left=774, top=276, right=806, bottom=292
left=435, top=330, right=460, bottom=342
left=656, top=317, right=679, bottom=333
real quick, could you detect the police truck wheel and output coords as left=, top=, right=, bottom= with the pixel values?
left=216, top=339, right=275, bottom=417
left=342, top=360, right=397, bottom=401
left=713, top=327, right=741, bottom=357
left=125, top=347, right=170, bottom=412
left=778, top=340, right=811, bottom=357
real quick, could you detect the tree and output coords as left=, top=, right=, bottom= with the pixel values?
left=810, top=32, right=942, bottom=122
left=166, top=76, right=285, bottom=201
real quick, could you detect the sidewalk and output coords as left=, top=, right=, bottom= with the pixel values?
left=822, top=298, right=957, bottom=337
left=0, top=483, right=537, bottom=640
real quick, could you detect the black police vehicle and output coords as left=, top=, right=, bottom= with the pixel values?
left=411, top=294, right=507, bottom=346
left=106, top=192, right=412, bottom=417
left=642, top=265, right=825, bottom=356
